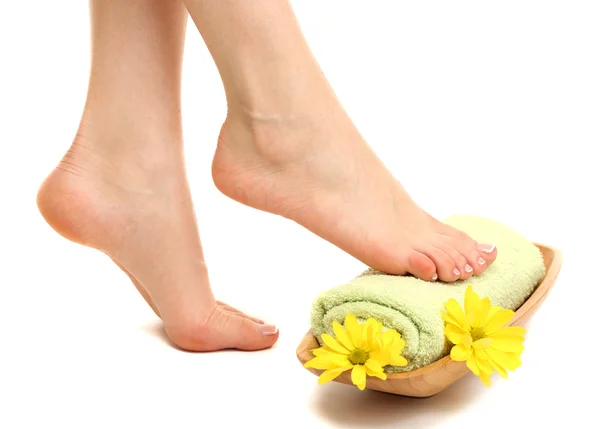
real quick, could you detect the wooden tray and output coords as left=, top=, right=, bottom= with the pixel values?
left=296, top=244, right=562, bottom=398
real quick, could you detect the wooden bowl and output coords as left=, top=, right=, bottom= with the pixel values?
left=296, top=244, right=562, bottom=398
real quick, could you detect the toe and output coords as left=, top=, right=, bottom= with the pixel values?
left=226, top=313, right=279, bottom=351
left=166, top=306, right=278, bottom=352
left=407, top=251, right=437, bottom=281
left=417, top=244, right=460, bottom=282
left=433, top=242, right=473, bottom=280
left=440, top=226, right=497, bottom=268
left=209, top=307, right=279, bottom=351
left=439, top=236, right=486, bottom=276
left=476, top=243, right=497, bottom=265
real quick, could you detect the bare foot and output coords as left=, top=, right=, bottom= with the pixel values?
left=178, top=0, right=497, bottom=282
left=212, top=110, right=497, bottom=282
left=37, top=131, right=278, bottom=351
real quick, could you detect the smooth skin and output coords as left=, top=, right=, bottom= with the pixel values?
left=37, top=0, right=497, bottom=352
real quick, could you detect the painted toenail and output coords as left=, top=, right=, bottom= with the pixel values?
left=431, top=273, right=438, bottom=281
left=478, top=257, right=486, bottom=265
left=259, top=324, right=278, bottom=335
left=465, top=264, right=473, bottom=273
left=453, top=268, right=460, bottom=276
left=477, top=243, right=496, bottom=253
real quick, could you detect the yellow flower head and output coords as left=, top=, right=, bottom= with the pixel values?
left=304, top=314, right=408, bottom=390
left=443, top=285, right=526, bottom=387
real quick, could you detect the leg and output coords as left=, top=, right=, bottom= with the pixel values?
left=37, top=0, right=278, bottom=351
left=182, top=0, right=498, bottom=282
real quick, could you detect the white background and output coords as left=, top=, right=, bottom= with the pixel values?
left=1, top=1, right=598, bottom=428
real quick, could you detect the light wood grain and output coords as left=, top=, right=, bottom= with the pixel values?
left=296, top=244, right=562, bottom=398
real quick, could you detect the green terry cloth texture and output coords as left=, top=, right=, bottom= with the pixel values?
left=309, top=214, right=546, bottom=373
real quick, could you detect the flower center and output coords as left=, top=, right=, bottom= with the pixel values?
left=470, top=327, right=485, bottom=342
left=348, top=349, right=369, bottom=365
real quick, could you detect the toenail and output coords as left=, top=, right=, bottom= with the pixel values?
left=477, top=243, right=496, bottom=253
left=431, top=273, right=438, bottom=281
left=465, top=264, right=473, bottom=273
left=478, top=257, right=486, bottom=265
left=453, top=268, right=460, bottom=276
left=259, top=324, right=278, bottom=335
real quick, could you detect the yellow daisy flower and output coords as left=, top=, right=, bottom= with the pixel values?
left=304, top=314, right=408, bottom=390
left=442, top=285, right=526, bottom=387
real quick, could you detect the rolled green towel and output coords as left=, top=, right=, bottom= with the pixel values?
left=309, top=214, right=546, bottom=373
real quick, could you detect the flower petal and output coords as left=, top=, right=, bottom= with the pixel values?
left=305, top=350, right=352, bottom=368
left=466, top=311, right=476, bottom=328
left=488, top=357, right=509, bottom=379
left=486, top=348, right=520, bottom=371
left=311, top=347, right=327, bottom=356
left=490, top=339, right=524, bottom=353
left=380, top=329, right=397, bottom=348
left=373, top=329, right=407, bottom=367
left=445, top=324, right=467, bottom=344
left=450, top=344, right=472, bottom=362
left=444, top=298, right=467, bottom=327
left=305, top=356, right=344, bottom=370
left=466, top=353, right=480, bottom=376
left=344, top=314, right=363, bottom=349
left=365, top=359, right=387, bottom=380
left=485, top=305, right=501, bottom=321
left=321, top=333, right=350, bottom=355
left=365, top=358, right=384, bottom=375
left=332, top=321, right=354, bottom=351
left=311, top=347, right=351, bottom=363
left=472, top=338, right=494, bottom=350
left=389, top=354, right=408, bottom=367
left=312, top=344, right=339, bottom=355
left=464, top=286, right=481, bottom=321
left=473, top=297, right=491, bottom=328
left=483, top=309, right=515, bottom=335
left=390, top=334, right=406, bottom=354
left=318, top=365, right=353, bottom=385
left=478, top=373, right=491, bottom=387
left=500, top=326, right=526, bottom=336
left=304, top=358, right=328, bottom=370
left=366, top=369, right=387, bottom=380
left=475, top=350, right=494, bottom=375
left=489, top=326, right=526, bottom=342
left=351, top=365, right=367, bottom=390
left=364, top=318, right=381, bottom=349
left=506, top=352, right=523, bottom=369
left=369, top=348, right=389, bottom=365
left=462, top=333, right=473, bottom=349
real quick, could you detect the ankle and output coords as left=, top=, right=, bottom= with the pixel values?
left=73, top=117, right=185, bottom=179
left=221, top=94, right=356, bottom=164
left=219, top=111, right=316, bottom=167
left=80, top=96, right=184, bottom=148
